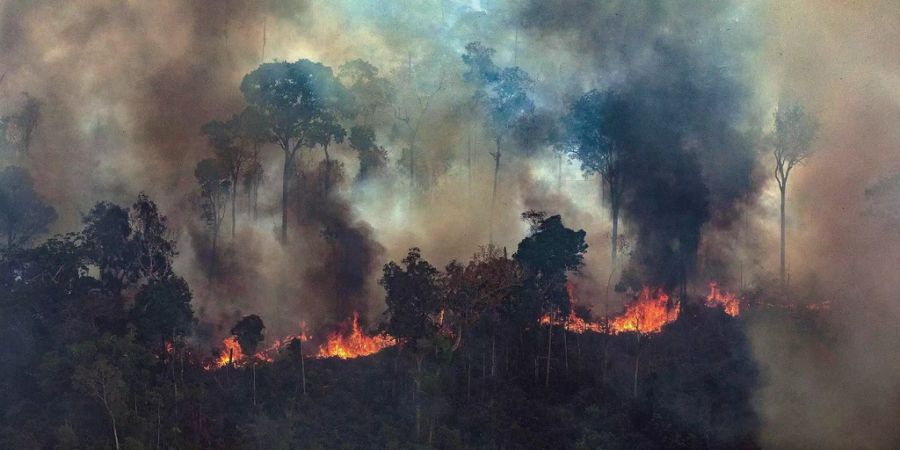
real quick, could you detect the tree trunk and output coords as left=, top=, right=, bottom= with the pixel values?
left=281, top=153, right=292, bottom=243
left=231, top=177, right=237, bottom=240
left=489, top=138, right=502, bottom=244
left=323, top=145, right=331, bottom=192
left=414, top=355, right=423, bottom=441
left=611, top=199, right=619, bottom=267
left=545, top=315, right=553, bottom=389
left=252, top=360, right=257, bottom=407
left=491, top=334, right=496, bottom=378
left=780, top=186, right=787, bottom=291
left=210, top=227, right=218, bottom=280
left=110, top=412, right=120, bottom=450
left=301, top=339, right=307, bottom=396
left=632, top=335, right=641, bottom=398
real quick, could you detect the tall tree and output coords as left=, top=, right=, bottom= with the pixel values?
left=462, top=42, right=534, bottom=241
left=0, top=166, right=57, bottom=249
left=349, top=125, right=387, bottom=184
left=131, top=276, right=194, bottom=349
left=240, top=60, right=349, bottom=242
left=379, top=247, right=445, bottom=440
left=202, top=115, right=248, bottom=240
left=239, top=107, right=269, bottom=221
left=305, top=112, right=346, bottom=191
left=231, top=314, right=265, bottom=406
left=513, top=211, right=587, bottom=388
left=563, top=90, right=629, bottom=266
left=195, top=159, right=229, bottom=276
left=338, top=59, right=395, bottom=123
left=772, top=100, right=818, bottom=289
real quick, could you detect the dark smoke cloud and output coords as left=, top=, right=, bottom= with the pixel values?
left=518, top=1, right=764, bottom=288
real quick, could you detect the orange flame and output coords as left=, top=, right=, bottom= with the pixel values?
left=705, top=281, right=740, bottom=316
left=214, top=336, right=245, bottom=368
left=539, top=281, right=604, bottom=333
left=316, top=312, right=397, bottom=360
left=610, top=287, right=679, bottom=334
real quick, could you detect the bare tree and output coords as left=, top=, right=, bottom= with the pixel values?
left=772, top=99, right=818, bottom=289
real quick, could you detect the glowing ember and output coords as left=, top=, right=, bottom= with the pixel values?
left=610, top=287, right=679, bottom=334
left=705, top=281, right=740, bottom=316
left=316, top=312, right=396, bottom=360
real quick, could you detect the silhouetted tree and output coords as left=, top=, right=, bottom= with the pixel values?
left=195, top=159, right=229, bottom=276
left=305, top=112, right=346, bottom=191
left=240, top=60, right=349, bottom=242
left=380, top=247, right=444, bottom=439
left=564, top=89, right=630, bottom=266
left=131, top=276, right=194, bottom=349
left=231, top=314, right=265, bottom=406
left=462, top=42, right=534, bottom=241
left=0, top=166, right=57, bottom=249
left=202, top=115, right=248, bottom=240
left=514, top=212, right=587, bottom=388
left=338, top=59, right=395, bottom=123
left=772, top=99, right=818, bottom=289
left=349, top=125, right=387, bottom=184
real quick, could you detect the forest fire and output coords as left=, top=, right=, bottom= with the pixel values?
left=210, top=313, right=395, bottom=369
left=610, top=287, right=680, bottom=334
left=705, top=281, right=740, bottom=316
left=316, top=312, right=397, bottom=360
left=215, top=336, right=245, bottom=368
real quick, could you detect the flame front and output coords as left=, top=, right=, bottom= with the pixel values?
left=705, top=281, right=740, bottom=316
left=316, top=312, right=397, bottom=360
left=215, top=336, right=245, bottom=368
left=610, top=287, right=679, bottom=334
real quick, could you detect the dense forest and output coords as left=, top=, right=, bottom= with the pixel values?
left=1, top=0, right=899, bottom=449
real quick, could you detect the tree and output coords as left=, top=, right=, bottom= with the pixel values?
left=0, top=166, right=57, bottom=249
left=240, top=60, right=349, bottom=242
left=338, top=59, right=395, bottom=123
left=349, top=125, right=387, bottom=184
left=462, top=42, right=534, bottom=241
left=195, top=158, right=230, bottom=276
left=202, top=115, right=248, bottom=240
left=381, top=248, right=444, bottom=349
left=380, top=247, right=445, bottom=440
left=305, top=112, right=346, bottom=191
left=772, top=99, right=818, bottom=289
left=563, top=89, right=629, bottom=266
left=0, top=93, right=40, bottom=155
left=513, top=212, right=587, bottom=388
left=129, top=193, right=176, bottom=282
left=239, top=107, right=269, bottom=221
left=131, top=276, right=194, bottom=348
left=231, top=314, right=265, bottom=406
left=73, top=358, right=126, bottom=450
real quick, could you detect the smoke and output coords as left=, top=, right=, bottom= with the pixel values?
left=517, top=0, right=765, bottom=288
left=2, top=0, right=899, bottom=445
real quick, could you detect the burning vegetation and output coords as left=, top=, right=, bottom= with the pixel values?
left=212, top=312, right=396, bottom=369
left=4, top=0, right=885, bottom=447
